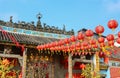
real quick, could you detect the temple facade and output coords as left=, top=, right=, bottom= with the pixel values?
left=0, top=14, right=120, bottom=78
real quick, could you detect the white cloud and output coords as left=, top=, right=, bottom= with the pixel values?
left=102, top=0, right=120, bottom=13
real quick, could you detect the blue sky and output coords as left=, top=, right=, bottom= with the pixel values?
left=0, top=0, right=120, bottom=35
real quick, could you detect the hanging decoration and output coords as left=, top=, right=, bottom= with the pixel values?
left=77, top=32, right=85, bottom=42
left=95, top=25, right=104, bottom=35
left=36, top=19, right=120, bottom=65
left=116, top=38, right=120, bottom=44
left=118, top=31, right=120, bottom=38
left=85, top=29, right=94, bottom=39
left=107, top=19, right=118, bottom=31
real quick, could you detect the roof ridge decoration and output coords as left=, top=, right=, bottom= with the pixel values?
left=0, top=13, right=74, bottom=35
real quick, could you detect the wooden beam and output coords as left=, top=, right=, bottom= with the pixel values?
left=0, top=42, right=36, bottom=48
left=0, top=53, right=22, bottom=59
left=72, top=58, right=93, bottom=66
left=73, top=59, right=93, bottom=63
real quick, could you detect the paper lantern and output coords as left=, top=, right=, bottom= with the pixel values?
left=100, top=43, right=105, bottom=47
left=93, top=44, right=98, bottom=48
left=77, top=32, right=84, bottom=41
left=76, top=42, right=81, bottom=51
left=89, top=39, right=96, bottom=45
left=116, top=38, right=120, bottom=44
left=95, top=25, right=104, bottom=35
left=108, top=40, right=114, bottom=46
left=36, top=45, right=40, bottom=50
left=64, top=38, right=70, bottom=44
left=70, top=44, right=76, bottom=52
left=70, top=35, right=76, bottom=42
left=58, top=40, right=64, bottom=46
left=118, top=31, right=120, bottom=38
left=98, top=37, right=105, bottom=43
left=85, top=29, right=93, bottom=37
left=106, top=34, right=114, bottom=41
left=108, top=19, right=118, bottom=30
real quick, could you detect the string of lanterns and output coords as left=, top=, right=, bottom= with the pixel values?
left=37, top=19, right=120, bottom=64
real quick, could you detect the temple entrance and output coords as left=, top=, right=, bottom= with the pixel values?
left=26, top=49, right=54, bottom=78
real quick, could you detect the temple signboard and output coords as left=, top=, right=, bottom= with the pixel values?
left=0, top=25, right=71, bottom=39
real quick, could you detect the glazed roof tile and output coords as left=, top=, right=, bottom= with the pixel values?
left=0, top=31, right=59, bottom=45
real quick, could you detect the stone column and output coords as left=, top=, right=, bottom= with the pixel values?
left=68, top=53, right=72, bottom=78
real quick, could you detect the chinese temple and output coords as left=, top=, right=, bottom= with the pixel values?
left=0, top=13, right=74, bottom=78
left=0, top=13, right=120, bottom=78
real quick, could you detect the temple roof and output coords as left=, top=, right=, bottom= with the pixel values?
left=0, top=30, right=59, bottom=45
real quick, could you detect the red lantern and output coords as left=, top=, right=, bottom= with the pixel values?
left=77, top=32, right=84, bottom=41
left=60, top=45, right=64, bottom=51
left=76, top=42, right=81, bottom=50
left=82, top=41, right=88, bottom=46
left=106, top=34, right=114, bottom=41
left=36, top=45, right=40, bottom=50
left=100, top=43, right=105, bottom=47
left=47, top=43, right=51, bottom=48
left=50, top=47, right=53, bottom=51
left=85, top=29, right=93, bottom=37
left=89, top=39, right=96, bottom=45
left=81, top=41, right=88, bottom=49
left=93, top=44, right=98, bottom=48
left=70, top=44, right=76, bottom=52
left=98, top=37, right=105, bottom=43
left=95, top=25, right=104, bottom=35
left=87, top=45, right=92, bottom=49
left=76, top=42, right=81, bottom=47
left=63, top=46, right=67, bottom=52
left=55, top=41, right=58, bottom=46
left=116, top=38, right=120, bottom=44
left=66, top=46, right=70, bottom=52
left=58, top=40, right=64, bottom=46
left=108, top=40, right=114, bottom=46
left=70, top=35, right=76, bottom=42
left=108, top=19, right=118, bottom=30
left=118, top=31, right=120, bottom=38
left=80, top=45, right=85, bottom=50
left=80, top=63, right=85, bottom=70
left=64, top=38, right=70, bottom=44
